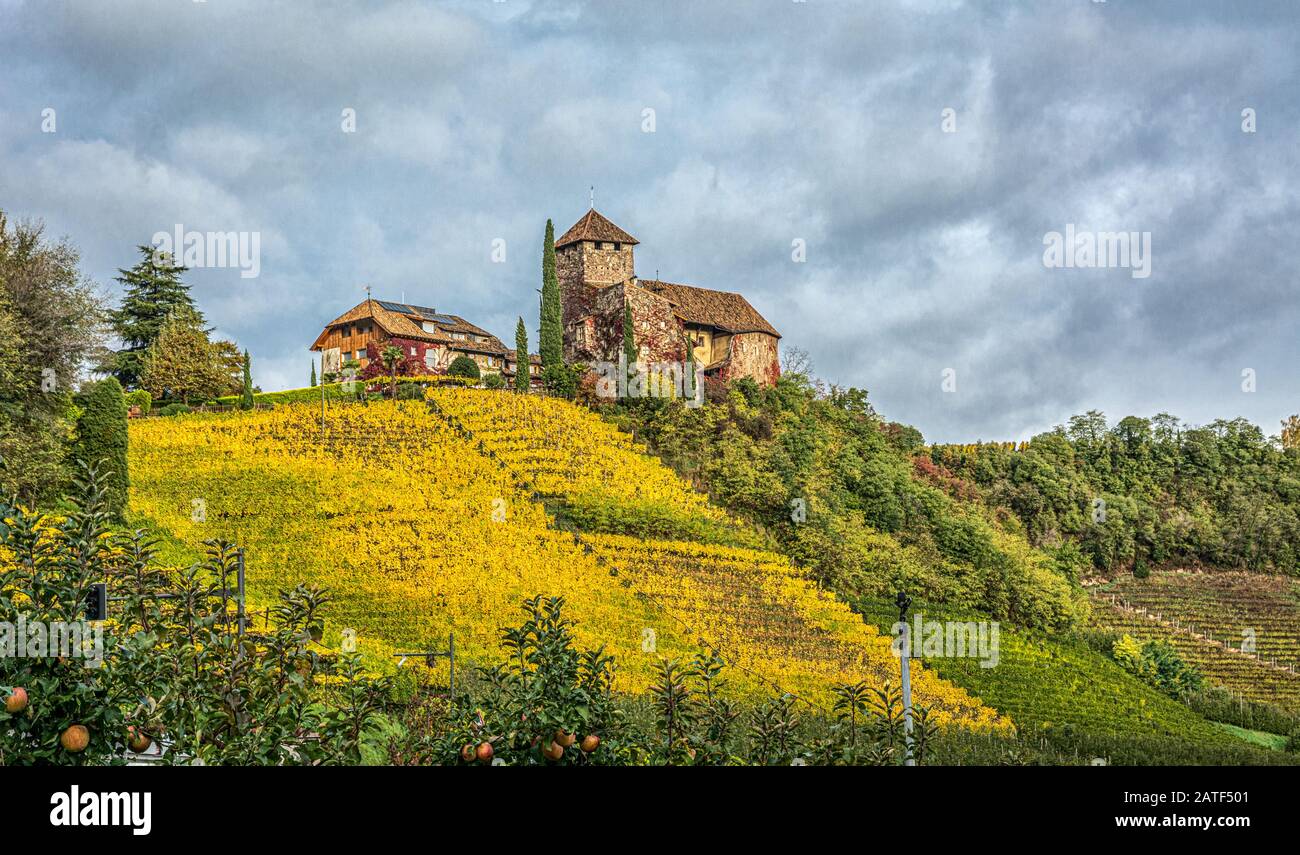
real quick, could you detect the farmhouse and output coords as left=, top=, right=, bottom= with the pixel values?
left=557, top=209, right=781, bottom=386
left=310, top=298, right=541, bottom=386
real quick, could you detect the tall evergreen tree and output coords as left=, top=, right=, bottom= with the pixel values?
left=539, top=219, right=562, bottom=368
left=514, top=317, right=530, bottom=392
left=684, top=332, right=696, bottom=401
left=240, top=349, right=254, bottom=410
left=623, top=300, right=637, bottom=387
left=107, top=247, right=200, bottom=389
left=310, top=361, right=318, bottom=388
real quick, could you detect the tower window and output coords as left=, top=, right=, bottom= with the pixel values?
left=614, top=242, right=621, bottom=250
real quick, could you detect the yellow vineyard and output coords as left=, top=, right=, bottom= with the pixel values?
left=128, top=391, right=1008, bottom=729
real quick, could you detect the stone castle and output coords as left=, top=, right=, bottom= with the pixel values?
left=557, top=209, right=781, bottom=386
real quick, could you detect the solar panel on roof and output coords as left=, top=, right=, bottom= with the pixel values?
left=376, top=301, right=410, bottom=313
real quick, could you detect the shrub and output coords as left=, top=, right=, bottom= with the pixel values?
left=447, top=356, right=480, bottom=380
left=482, top=372, right=506, bottom=390
left=395, top=381, right=424, bottom=400
left=159, top=403, right=191, bottom=416
left=71, top=377, right=129, bottom=518
left=543, top=363, right=577, bottom=399
left=1112, top=634, right=1202, bottom=698
left=124, top=389, right=152, bottom=416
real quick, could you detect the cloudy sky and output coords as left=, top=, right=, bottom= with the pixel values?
left=1, top=0, right=1296, bottom=442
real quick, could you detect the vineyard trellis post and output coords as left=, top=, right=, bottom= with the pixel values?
left=94, top=548, right=249, bottom=639
left=895, top=590, right=915, bottom=767
left=236, top=548, right=247, bottom=638
left=393, top=633, right=456, bottom=697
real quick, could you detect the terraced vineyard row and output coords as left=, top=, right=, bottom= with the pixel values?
left=853, top=600, right=1240, bottom=745
left=428, top=387, right=732, bottom=521
left=578, top=534, right=1000, bottom=724
left=1092, top=571, right=1300, bottom=666
left=1086, top=571, right=1300, bottom=709
left=129, top=397, right=1006, bottom=726
left=425, top=390, right=1003, bottom=726
left=1089, top=598, right=1300, bottom=711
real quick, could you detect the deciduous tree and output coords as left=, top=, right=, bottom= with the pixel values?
left=0, top=213, right=106, bottom=503
left=141, top=307, right=227, bottom=405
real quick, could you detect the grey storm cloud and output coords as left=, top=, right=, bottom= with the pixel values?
left=0, top=0, right=1296, bottom=442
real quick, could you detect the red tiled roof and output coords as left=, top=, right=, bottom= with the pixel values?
left=555, top=209, right=638, bottom=248
left=638, top=280, right=780, bottom=338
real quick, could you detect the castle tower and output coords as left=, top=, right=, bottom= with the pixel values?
left=555, top=209, right=638, bottom=329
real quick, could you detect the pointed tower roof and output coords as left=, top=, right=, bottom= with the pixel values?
left=555, top=209, right=638, bottom=248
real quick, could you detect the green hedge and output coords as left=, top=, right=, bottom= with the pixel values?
left=72, top=378, right=129, bottom=517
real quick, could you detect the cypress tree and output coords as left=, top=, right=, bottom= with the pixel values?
left=623, top=300, right=637, bottom=387
left=684, top=332, right=696, bottom=401
left=240, top=349, right=254, bottom=410
left=71, top=377, right=129, bottom=519
left=514, top=317, right=530, bottom=392
left=310, top=361, right=317, bottom=388
left=539, top=219, right=562, bottom=368
left=107, top=247, right=200, bottom=389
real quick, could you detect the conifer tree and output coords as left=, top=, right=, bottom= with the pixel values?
left=514, top=317, right=530, bottom=392
left=623, top=300, right=637, bottom=387
left=107, top=246, right=201, bottom=389
left=684, top=332, right=696, bottom=401
left=310, top=361, right=317, bottom=388
left=539, top=219, right=562, bottom=368
left=240, top=350, right=254, bottom=410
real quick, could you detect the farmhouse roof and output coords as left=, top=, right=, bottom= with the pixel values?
left=638, top=280, right=781, bottom=338
left=311, top=299, right=508, bottom=350
left=555, top=209, right=639, bottom=248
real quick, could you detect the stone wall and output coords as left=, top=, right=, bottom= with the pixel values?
left=716, top=332, right=780, bottom=385
left=563, top=281, right=690, bottom=367
left=624, top=282, right=687, bottom=364
left=558, top=241, right=634, bottom=328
